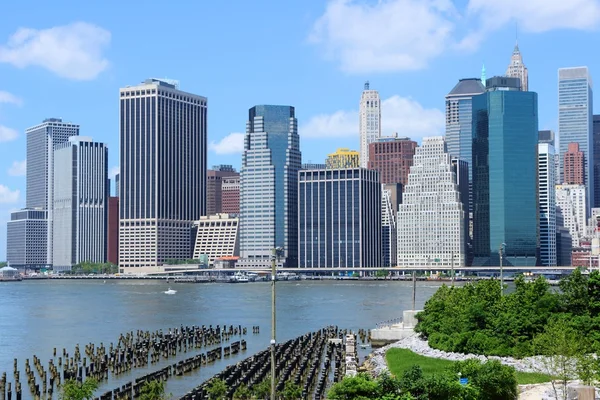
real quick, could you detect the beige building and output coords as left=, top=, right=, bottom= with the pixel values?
left=506, top=42, right=528, bottom=91
left=193, top=214, right=239, bottom=266
left=326, top=148, right=360, bottom=169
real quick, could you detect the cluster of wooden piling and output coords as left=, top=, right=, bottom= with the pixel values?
left=181, top=326, right=355, bottom=400
left=1, top=324, right=251, bottom=400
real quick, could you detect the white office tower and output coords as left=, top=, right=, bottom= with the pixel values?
left=52, top=137, right=108, bottom=271
left=359, top=82, right=381, bottom=168
left=556, top=184, right=587, bottom=247
left=397, top=137, right=466, bottom=267
left=538, top=144, right=557, bottom=266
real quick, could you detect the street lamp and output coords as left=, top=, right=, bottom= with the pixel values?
left=270, top=247, right=283, bottom=400
left=499, top=243, right=506, bottom=296
left=451, top=252, right=455, bottom=287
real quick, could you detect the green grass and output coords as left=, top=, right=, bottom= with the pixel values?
left=385, top=348, right=554, bottom=385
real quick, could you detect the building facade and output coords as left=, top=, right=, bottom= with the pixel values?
left=25, top=118, right=80, bottom=266
left=558, top=67, right=594, bottom=211
left=298, top=168, right=381, bottom=269
left=192, top=214, right=239, bottom=266
left=397, top=137, right=467, bottom=267
left=359, top=82, right=381, bottom=168
left=538, top=143, right=557, bottom=266
left=472, top=77, right=538, bottom=266
left=505, top=42, right=529, bottom=91
left=367, top=135, right=417, bottom=186
left=6, top=209, right=48, bottom=269
left=52, top=137, right=108, bottom=271
left=119, top=79, right=207, bottom=272
left=107, top=197, right=119, bottom=265
left=564, top=142, right=585, bottom=185
left=381, top=183, right=401, bottom=267
left=239, top=105, right=301, bottom=268
left=222, top=176, right=240, bottom=214
left=556, top=184, right=587, bottom=248
left=206, top=165, right=239, bottom=215
left=326, top=148, right=360, bottom=169
left=594, top=115, right=600, bottom=207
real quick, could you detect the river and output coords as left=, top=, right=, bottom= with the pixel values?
left=0, top=279, right=447, bottom=398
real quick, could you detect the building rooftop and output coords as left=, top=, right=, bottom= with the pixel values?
left=447, top=78, right=485, bottom=96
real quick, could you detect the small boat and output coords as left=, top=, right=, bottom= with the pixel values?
left=164, top=288, right=177, bottom=295
left=230, top=272, right=249, bottom=283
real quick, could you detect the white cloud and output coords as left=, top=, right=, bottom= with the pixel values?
left=310, top=0, right=600, bottom=73
left=7, top=160, right=26, bottom=176
left=301, top=95, right=444, bottom=142
left=309, top=0, right=458, bottom=73
left=0, top=91, right=22, bottom=106
left=0, top=125, right=18, bottom=142
left=109, top=166, right=119, bottom=179
left=0, top=185, right=19, bottom=204
left=0, top=22, right=111, bottom=80
left=209, top=133, right=245, bottom=155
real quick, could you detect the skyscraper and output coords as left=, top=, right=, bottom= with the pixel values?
left=472, top=77, right=538, bottom=266
left=558, top=67, right=593, bottom=211
left=381, top=183, right=401, bottom=267
left=222, top=176, right=240, bottom=214
left=298, top=168, right=381, bottom=269
left=538, top=143, right=557, bottom=266
left=239, top=105, right=301, bottom=268
left=52, top=137, right=108, bottom=271
left=538, top=130, right=555, bottom=145
left=506, top=42, right=529, bottom=91
left=555, top=184, right=587, bottom=247
left=367, top=135, right=417, bottom=186
left=25, top=118, right=80, bottom=265
left=326, top=148, right=360, bottom=169
left=119, top=79, right=207, bottom=272
left=564, top=142, right=585, bottom=185
left=6, top=209, right=48, bottom=269
left=593, top=115, right=600, bottom=207
left=397, top=137, right=467, bottom=267
left=359, top=82, right=381, bottom=168
left=206, top=165, right=238, bottom=215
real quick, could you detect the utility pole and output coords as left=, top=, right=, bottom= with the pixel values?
left=499, top=243, right=505, bottom=296
left=412, top=270, right=416, bottom=311
left=451, top=252, right=455, bottom=287
left=270, top=248, right=277, bottom=400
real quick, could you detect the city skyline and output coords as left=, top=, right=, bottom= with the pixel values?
left=2, top=1, right=600, bottom=260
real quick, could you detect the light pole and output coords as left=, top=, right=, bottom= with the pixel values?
left=499, top=243, right=506, bottom=296
left=451, top=252, right=455, bottom=287
left=270, top=247, right=283, bottom=400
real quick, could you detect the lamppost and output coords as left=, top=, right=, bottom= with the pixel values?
left=499, top=243, right=506, bottom=296
left=451, top=252, right=455, bottom=287
left=270, top=247, right=283, bottom=400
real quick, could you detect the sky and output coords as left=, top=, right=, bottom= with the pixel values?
left=1, top=0, right=600, bottom=260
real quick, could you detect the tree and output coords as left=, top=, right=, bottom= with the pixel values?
left=59, top=379, right=98, bottom=400
left=327, top=373, right=380, bottom=400
left=280, top=381, right=302, bottom=400
left=252, top=379, right=271, bottom=400
left=233, top=384, right=252, bottom=400
left=139, top=380, right=171, bottom=400
left=452, top=359, right=517, bottom=400
left=533, top=318, right=586, bottom=400
left=206, top=379, right=227, bottom=400
left=559, top=268, right=589, bottom=315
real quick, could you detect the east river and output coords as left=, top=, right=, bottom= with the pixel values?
left=0, top=279, right=447, bottom=398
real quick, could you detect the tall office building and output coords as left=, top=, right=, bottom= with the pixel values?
left=222, top=176, right=240, bottom=214
left=381, top=183, right=401, bottom=267
left=538, top=144, right=557, bottom=266
left=359, top=82, right=381, bottom=168
left=556, top=184, right=587, bottom=247
left=445, top=78, right=485, bottom=214
left=397, top=137, right=467, bottom=267
left=52, top=137, right=108, bottom=271
left=367, top=135, right=417, bottom=185
left=505, top=42, right=529, bottom=91
left=239, top=105, right=301, bottom=268
left=472, top=77, right=538, bottom=266
left=25, top=118, right=80, bottom=265
left=206, top=165, right=238, bottom=215
left=192, top=214, right=239, bottom=266
left=594, top=115, right=600, bottom=207
left=6, top=209, right=48, bottom=269
left=298, top=168, right=381, bottom=269
left=564, top=142, right=585, bottom=185
left=539, top=130, right=555, bottom=145
left=558, top=67, right=593, bottom=211
left=107, top=197, right=119, bottom=265
left=119, top=79, right=207, bottom=272
left=452, top=158, right=471, bottom=263
left=326, top=148, right=360, bottom=169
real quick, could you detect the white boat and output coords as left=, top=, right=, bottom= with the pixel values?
left=230, top=272, right=250, bottom=283
left=164, top=288, right=177, bottom=295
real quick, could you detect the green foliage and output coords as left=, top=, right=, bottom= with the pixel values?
left=138, top=380, right=170, bottom=400
left=452, top=359, right=517, bottom=400
left=232, top=384, right=252, bottom=400
left=206, top=379, right=227, bottom=400
left=69, top=262, right=117, bottom=275
left=251, top=378, right=271, bottom=400
left=376, top=269, right=389, bottom=278
left=327, top=373, right=380, bottom=400
left=279, top=381, right=302, bottom=400
left=415, top=272, right=600, bottom=357
left=164, top=259, right=199, bottom=265
left=0, top=261, right=7, bottom=268
left=59, top=379, right=99, bottom=400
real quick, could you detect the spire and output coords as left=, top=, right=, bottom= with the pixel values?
left=481, top=64, right=486, bottom=85
left=514, top=21, right=520, bottom=53
left=364, top=81, right=370, bottom=90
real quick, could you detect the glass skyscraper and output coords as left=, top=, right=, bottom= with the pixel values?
left=472, top=77, right=538, bottom=266
left=558, top=67, right=593, bottom=212
left=239, top=105, right=301, bottom=267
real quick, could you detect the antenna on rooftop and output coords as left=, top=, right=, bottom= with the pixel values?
left=364, top=81, right=370, bottom=90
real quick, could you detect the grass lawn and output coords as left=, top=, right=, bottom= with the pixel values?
left=385, top=348, right=554, bottom=385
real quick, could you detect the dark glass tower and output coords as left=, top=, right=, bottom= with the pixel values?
left=472, top=77, right=539, bottom=266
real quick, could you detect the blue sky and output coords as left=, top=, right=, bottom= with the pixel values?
left=1, top=0, right=600, bottom=260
